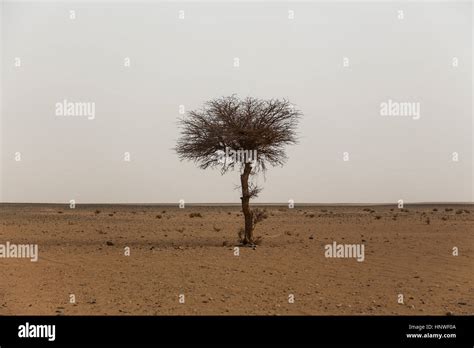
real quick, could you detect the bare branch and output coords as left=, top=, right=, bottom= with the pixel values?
left=175, top=95, right=301, bottom=175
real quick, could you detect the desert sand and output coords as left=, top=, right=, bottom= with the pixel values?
left=0, top=204, right=472, bottom=315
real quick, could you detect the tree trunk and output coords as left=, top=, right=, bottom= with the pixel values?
left=240, top=162, right=253, bottom=244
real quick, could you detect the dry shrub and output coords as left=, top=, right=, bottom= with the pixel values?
left=252, top=208, right=268, bottom=225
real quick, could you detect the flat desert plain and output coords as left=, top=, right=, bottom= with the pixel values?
left=0, top=204, right=472, bottom=315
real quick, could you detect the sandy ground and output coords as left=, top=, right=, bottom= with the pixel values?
left=0, top=204, right=472, bottom=315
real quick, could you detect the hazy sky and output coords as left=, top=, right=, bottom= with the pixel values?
left=1, top=1, right=472, bottom=204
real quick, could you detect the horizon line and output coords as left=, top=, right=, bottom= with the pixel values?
left=0, top=202, right=473, bottom=206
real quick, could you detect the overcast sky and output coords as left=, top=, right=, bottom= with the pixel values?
left=1, top=1, right=472, bottom=204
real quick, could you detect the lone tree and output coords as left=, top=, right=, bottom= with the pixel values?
left=176, top=95, right=301, bottom=245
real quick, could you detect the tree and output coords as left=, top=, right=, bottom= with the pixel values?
left=175, top=95, right=301, bottom=245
